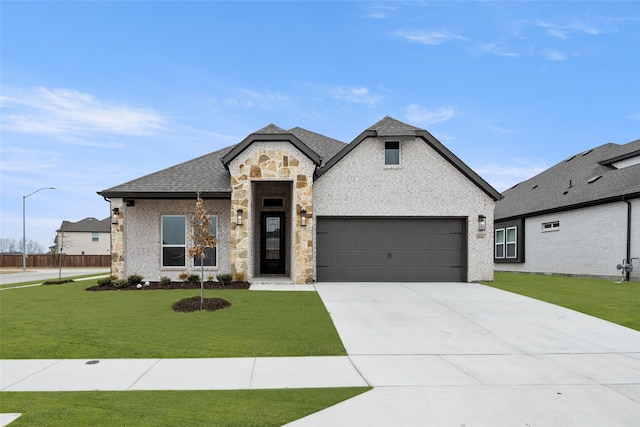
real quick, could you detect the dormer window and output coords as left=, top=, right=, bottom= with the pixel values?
left=385, top=141, right=400, bottom=166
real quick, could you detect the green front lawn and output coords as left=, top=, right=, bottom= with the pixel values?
left=0, top=281, right=346, bottom=359
left=483, top=272, right=640, bottom=330
left=0, top=388, right=371, bottom=427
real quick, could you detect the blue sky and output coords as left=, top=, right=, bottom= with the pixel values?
left=1, top=1, right=639, bottom=251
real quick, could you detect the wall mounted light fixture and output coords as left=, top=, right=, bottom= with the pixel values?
left=112, top=207, right=120, bottom=224
left=478, top=215, right=486, bottom=232
left=300, top=209, right=307, bottom=227
left=236, top=209, right=243, bottom=226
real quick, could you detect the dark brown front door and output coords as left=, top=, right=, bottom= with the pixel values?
left=260, top=212, right=286, bottom=274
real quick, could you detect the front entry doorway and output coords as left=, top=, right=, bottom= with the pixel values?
left=260, top=212, right=286, bottom=274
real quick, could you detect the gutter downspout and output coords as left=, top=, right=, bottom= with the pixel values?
left=624, top=199, right=632, bottom=281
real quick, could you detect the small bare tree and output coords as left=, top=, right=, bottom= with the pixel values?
left=188, top=193, right=217, bottom=310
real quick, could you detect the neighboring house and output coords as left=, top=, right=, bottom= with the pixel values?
left=99, top=116, right=501, bottom=284
left=494, top=139, right=640, bottom=281
left=54, top=217, right=111, bottom=255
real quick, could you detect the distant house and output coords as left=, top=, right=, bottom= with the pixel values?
left=99, top=116, right=501, bottom=284
left=54, top=217, right=111, bottom=255
left=494, top=139, right=640, bottom=281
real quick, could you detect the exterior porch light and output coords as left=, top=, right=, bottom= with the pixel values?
left=111, top=207, right=120, bottom=224
left=300, top=209, right=307, bottom=227
left=236, top=209, right=243, bottom=226
left=478, top=215, right=486, bottom=232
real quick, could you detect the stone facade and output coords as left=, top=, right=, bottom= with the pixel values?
left=227, top=141, right=316, bottom=284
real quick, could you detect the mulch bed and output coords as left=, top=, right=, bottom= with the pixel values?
left=85, top=281, right=250, bottom=291
left=172, top=296, right=232, bottom=312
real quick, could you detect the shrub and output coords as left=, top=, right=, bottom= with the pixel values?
left=207, top=274, right=215, bottom=281
left=186, top=274, right=201, bottom=285
left=97, top=277, right=112, bottom=286
left=216, top=273, right=233, bottom=288
left=178, top=272, right=188, bottom=281
left=109, top=274, right=118, bottom=281
left=159, top=276, right=171, bottom=286
left=233, top=271, right=246, bottom=282
left=113, top=279, right=128, bottom=289
left=127, top=274, right=144, bottom=285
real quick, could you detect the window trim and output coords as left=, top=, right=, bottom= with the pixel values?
left=384, top=140, right=401, bottom=167
left=505, top=226, right=517, bottom=259
left=161, top=215, right=187, bottom=268
left=495, top=228, right=505, bottom=259
left=495, top=226, right=517, bottom=259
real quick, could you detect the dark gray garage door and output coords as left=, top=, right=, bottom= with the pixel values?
left=316, top=217, right=467, bottom=282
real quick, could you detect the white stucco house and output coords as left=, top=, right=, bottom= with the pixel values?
left=494, top=138, right=640, bottom=282
left=99, top=116, right=501, bottom=284
left=53, top=217, right=111, bottom=255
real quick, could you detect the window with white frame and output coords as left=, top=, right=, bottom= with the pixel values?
left=495, top=227, right=517, bottom=259
left=495, top=229, right=505, bottom=258
left=193, top=215, right=218, bottom=268
left=542, top=221, right=560, bottom=232
left=385, top=141, right=400, bottom=166
left=162, top=215, right=186, bottom=267
left=505, top=227, right=517, bottom=258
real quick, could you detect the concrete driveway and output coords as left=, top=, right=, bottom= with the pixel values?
left=287, top=282, right=640, bottom=426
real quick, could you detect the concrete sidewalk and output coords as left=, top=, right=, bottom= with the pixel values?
left=0, top=356, right=367, bottom=392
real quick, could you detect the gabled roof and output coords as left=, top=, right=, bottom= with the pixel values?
left=317, top=116, right=502, bottom=201
left=495, top=139, right=640, bottom=220
left=221, top=125, right=324, bottom=167
left=57, top=217, right=111, bottom=233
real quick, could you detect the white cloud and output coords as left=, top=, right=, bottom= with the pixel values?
left=536, top=20, right=603, bottom=38
left=479, top=43, right=520, bottom=58
left=362, top=4, right=395, bottom=19
left=212, top=88, right=291, bottom=110
left=0, top=87, right=164, bottom=138
left=404, top=104, right=455, bottom=125
left=542, top=48, right=567, bottom=61
left=330, top=86, right=381, bottom=105
left=394, top=29, right=465, bottom=45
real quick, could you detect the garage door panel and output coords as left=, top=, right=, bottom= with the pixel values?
left=316, top=217, right=467, bottom=282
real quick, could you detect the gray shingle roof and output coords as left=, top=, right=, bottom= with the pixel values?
left=58, top=217, right=111, bottom=233
left=495, top=139, right=640, bottom=220
left=367, top=115, right=421, bottom=136
left=99, top=145, right=234, bottom=198
left=288, top=127, right=346, bottom=166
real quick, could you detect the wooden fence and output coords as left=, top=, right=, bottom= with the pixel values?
left=0, top=254, right=111, bottom=268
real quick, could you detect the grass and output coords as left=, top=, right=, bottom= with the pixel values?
left=0, top=280, right=346, bottom=358
left=0, top=388, right=371, bottom=426
left=483, top=272, right=640, bottom=331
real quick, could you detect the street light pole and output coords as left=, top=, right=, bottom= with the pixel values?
left=22, top=187, right=56, bottom=271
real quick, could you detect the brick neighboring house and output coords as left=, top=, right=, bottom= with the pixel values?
left=54, top=217, right=111, bottom=255
left=494, top=139, right=640, bottom=281
left=99, top=116, right=501, bottom=284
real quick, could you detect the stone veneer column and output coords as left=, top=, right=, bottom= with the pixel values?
left=229, top=147, right=314, bottom=284
left=110, top=198, right=125, bottom=279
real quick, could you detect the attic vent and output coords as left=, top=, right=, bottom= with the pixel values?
left=532, top=185, right=538, bottom=189
left=565, top=155, right=576, bottom=162
left=587, top=175, right=602, bottom=184
left=581, top=149, right=593, bottom=156
left=562, top=191, right=569, bottom=195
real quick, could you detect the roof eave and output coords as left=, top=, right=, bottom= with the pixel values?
left=97, top=191, right=232, bottom=199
